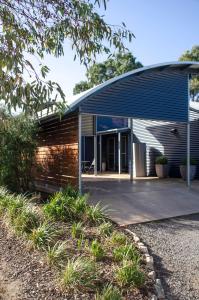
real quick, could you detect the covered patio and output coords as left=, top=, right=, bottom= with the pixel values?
left=35, top=61, right=199, bottom=226
left=83, top=175, right=199, bottom=226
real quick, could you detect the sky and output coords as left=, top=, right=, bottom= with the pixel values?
left=42, top=0, right=199, bottom=98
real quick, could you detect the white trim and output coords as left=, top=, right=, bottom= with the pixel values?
left=187, top=75, right=191, bottom=188
left=118, top=132, right=121, bottom=174
left=78, top=114, right=82, bottom=194
left=130, top=118, right=133, bottom=181
left=99, top=135, right=102, bottom=173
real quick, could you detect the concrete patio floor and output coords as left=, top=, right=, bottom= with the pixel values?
left=83, top=175, right=199, bottom=226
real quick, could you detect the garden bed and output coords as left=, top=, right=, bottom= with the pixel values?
left=0, top=187, right=154, bottom=300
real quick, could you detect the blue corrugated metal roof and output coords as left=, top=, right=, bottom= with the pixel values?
left=67, top=61, right=199, bottom=113
left=39, top=61, right=199, bottom=123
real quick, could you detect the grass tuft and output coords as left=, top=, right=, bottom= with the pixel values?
left=115, top=260, right=145, bottom=287
left=85, top=203, right=107, bottom=225
left=90, top=240, right=104, bottom=261
left=61, top=257, right=97, bottom=291
left=109, top=232, right=127, bottom=246
left=71, top=221, right=84, bottom=239
left=46, top=241, right=67, bottom=266
left=29, top=222, right=59, bottom=249
left=95, top=284, right=122, bottom=300
left=98, top=222, right=113, bottom=237
left=113, top=244, right=140, bottom=263
left=12, top=207, right=39, bottom=235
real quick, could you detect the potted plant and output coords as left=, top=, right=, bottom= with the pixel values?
left=180, top=158, right=197, bottom=180
left=155, top=155, right=169, bottom=178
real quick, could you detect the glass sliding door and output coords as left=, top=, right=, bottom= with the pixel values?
left=107, top=137, right=116, bottom=171
left=121, top=135, right=128, bottom=172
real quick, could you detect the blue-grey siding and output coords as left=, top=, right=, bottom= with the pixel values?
left=133, top=110, right=199, bottom=177
left=80, top=71, right=188, bottom=122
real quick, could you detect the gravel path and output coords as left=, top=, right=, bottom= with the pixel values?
left=129, top=213, right=199, bottom=300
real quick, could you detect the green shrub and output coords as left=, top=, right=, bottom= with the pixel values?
left=6, top=194, right=27, bottom=223
left=46, top=241, right=67, bottom=266
left=12, top=207, right=39, bottom=235
left=29, top=222, right=59, bottom=249
left=71, top=222, right=84, bottom=239
left=43, top=191, right=87, bottom=222
left=95, top=284, right=122, bottom=300
left=181, top=157, right=197, bottom=165
left=0, top=188, right=14, bottom=215
left=43, top=191, right=74, bottom=221
left=71, top=195, right=87, bottom=217
left=85, top=203, right=107, bottom=224
left=109, top=232, right=127, bottom=246
left=113, top=244, right=140, bottom=263
left=0, top=114, right=37, bottom=192
left=115, top=261, right=145, bottom=287
left=61, top=257, right=97, bottom=291
left=98, top=222, right=113, bottom=237
left=155, top=156, right=168, bottom=165
left=90, top=240, right=104, bottom=261
left=62, top=185, right=80, bottom=198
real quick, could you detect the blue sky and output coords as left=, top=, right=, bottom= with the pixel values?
left=42, top=0, right=199, bottom=98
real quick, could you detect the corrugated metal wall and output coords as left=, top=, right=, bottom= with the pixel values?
left=133, top=110, right=199, bottom=177
left=80, top=71, right=188, bottom=122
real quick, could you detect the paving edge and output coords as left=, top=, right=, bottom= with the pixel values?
left=125, top=228, right=166, bottom=300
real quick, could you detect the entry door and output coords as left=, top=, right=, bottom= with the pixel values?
left=107, top=137, right=116, bottom=171
left=121, top=136, right=128, bottom=171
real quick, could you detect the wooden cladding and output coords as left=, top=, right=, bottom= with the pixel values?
left=34, top=112, right=79, bottom=192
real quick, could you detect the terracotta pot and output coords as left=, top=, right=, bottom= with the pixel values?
left=155, top=164, right=169, bottom=178
left=180, top=165, right=196, bottom=180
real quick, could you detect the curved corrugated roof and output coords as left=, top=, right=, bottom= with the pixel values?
left=67, top=61, right=199, bottom=112
left=39, top=61, right=199, bottom=121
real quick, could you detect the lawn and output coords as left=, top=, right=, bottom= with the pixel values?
left=0, top=186, right=153, bottom=299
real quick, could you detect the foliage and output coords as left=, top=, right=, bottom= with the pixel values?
left=73, top=52, right=143, bottom=94
left=0, top=186, right=147, bottom=297
left=155, top=155, right=168, bottom=165
left=0, top=112, right=37, bottom=192
left=179, top=45, right=199, bottom=101
left=95, top=284, right=122, bottom=300
left=181, top=157, right=197, bottom=166
left=61, top=257, right=97, bottom=291
left=109, top=232, right=127, bottom=246
left=43, top=188, right=106, bottom=225
left=85, top=202, right=107, bottom=224
left=0, top=189, right=39, bottom=234
left=12, top=207, right=38, bottom=235
left=29, top=222, right=59, bottom=249
left=115, top=261, right=145, bottom=287
left=0, top=0, right=134, bottom=114
left=46, top=241, right=67, bottom=266
left=90, top=240, right=104, bottom=261
left=43, top=190, right=87, bottom=221
left=113, top=244, right=140, bottom=263
left=98, top=222, right=113, bottom=237
left=71, top=222, right=84, bottom=239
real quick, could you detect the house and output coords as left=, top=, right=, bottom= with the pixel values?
left=34, top=61, right=199, bottom=193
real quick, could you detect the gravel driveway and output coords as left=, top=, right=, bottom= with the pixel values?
left=129, top=213, right=199, bottom=300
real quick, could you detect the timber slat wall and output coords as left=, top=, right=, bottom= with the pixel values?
left=34, top=112, right=79, bottom=192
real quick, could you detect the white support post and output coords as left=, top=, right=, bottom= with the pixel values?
left=99, top=135, right=102, bottom=173
left=187, top=122, right=190, bottom=188
left=130, top=118, right=133, bottom=181
left=187, top=75, right=191, bottom=188
left=94, top=135, right=97, bottom=175
left=78, top=113, right=82, bottom=194
left=118, top=132, right=121, bottom=174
